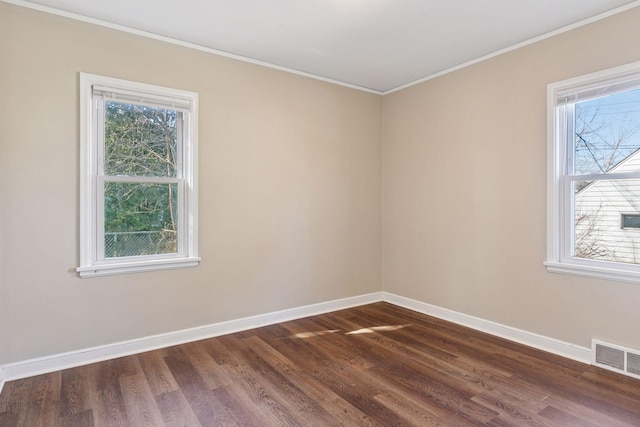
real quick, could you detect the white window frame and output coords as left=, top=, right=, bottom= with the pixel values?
left=546, top=61, right=640, bottom=284
left=77, top=73, right=199, bottom=278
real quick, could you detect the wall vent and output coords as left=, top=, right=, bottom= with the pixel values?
left=592, top=340, right=640, bottom=380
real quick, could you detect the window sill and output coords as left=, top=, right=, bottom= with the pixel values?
left=77, top=257, right=201, bottom=278
left=544, top=260, right=640, bottom=284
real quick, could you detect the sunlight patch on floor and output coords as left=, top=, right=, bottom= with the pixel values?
left=291, top=329, right=340, bottom=339
left=345, top=324, right=412, bottom=335
left=291, top=324, right=412, bottom=339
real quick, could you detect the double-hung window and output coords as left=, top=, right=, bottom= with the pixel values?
left=546, top=61, right=640, bottom=283
left=78, top=73, right=199, bottom=277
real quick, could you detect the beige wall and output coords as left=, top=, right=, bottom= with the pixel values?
left=0, top=3, right=382, bottom=364
left=382, top=7, right=640, bottom=349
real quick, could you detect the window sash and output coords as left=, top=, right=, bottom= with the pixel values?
left=94, top=91, right=188, bottom=263
left=95, top=96, right=185, bottom=179
left=560, top=135, right=640, bottom=268
left=559, top=176, right=640, bottom=266
left=560, top=99, right=640, bottom=266
left=95, top=177, right=186, bottom=262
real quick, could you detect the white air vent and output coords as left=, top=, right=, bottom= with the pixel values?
left=592, top=339, right=640, bottom=380
left=627, top=352, right=640, bottom=376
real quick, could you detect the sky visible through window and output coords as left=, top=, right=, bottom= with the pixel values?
left=574, top=88, right=640, bottom=175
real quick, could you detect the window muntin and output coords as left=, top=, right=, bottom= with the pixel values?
left=78, top=74, right=199, bottom=277
left=547, top=62, right=640, bottom=283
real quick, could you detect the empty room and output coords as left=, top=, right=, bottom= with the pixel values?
left=2, top=0, right=640, bottom=425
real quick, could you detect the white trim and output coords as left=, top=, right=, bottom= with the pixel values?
left=78, top=73, right=199, bottom=278
left=3, top=0, right=639, bottom=95
left=0, top=367, right=5, bottom=395
left=382, top=292, right=592, bottom=363
left=76, top=256, right=201, bottom=278
left=544, top=260, right=640, bottom=284
left=0, top=293, right=384, bottom=383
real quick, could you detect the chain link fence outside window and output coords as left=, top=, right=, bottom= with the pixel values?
left=105, top=231, right=177, bottom=258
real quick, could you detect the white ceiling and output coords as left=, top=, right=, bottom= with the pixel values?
left=12, top=0, right=640, bottom=93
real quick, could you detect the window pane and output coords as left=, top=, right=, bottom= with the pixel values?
left=104, top=182, right=178, bottom=258
left=104, top=101, right=179, bottom=177
left=622, top=214, right=640, bottom=229
left=573, top=88, right=640, bottom=175
left=574, top=178, right=640, bottom=264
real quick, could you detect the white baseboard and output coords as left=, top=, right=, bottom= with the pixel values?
left=0, top=292, right=384, bottom=387
left=0, top=291, right=592, bottom=393
left=382, top=292, right=592, bottom=364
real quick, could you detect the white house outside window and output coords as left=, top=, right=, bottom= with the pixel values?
left=78, top=73, right=199, bottom=277
left=546, top=61, right=640, bottom=283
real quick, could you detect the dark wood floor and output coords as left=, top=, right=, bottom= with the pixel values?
left=1, top=302, right=640, bottom=426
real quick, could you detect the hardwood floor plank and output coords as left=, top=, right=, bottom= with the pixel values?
left=491, top=353, right=640, bottom=424
left=0, top=411, right=19, bottom=427
left=240, top=330, right=375, bottom=426
left=451, top=354, right=518, bottom=382
left=470, top=394, right=554, bottom=427
left=279, top=316, right=376, bottom=371
left=21, top=372, right=61, bottom=427
left=200, top=337, right=299, bottom=426
left=467, top=367, right=551, bottom=416
left=119, top=372, right=165, bottom=426
left=538, top=405, right=605, bottom=427
left=257, top=327, right=413, bottom=425
left=0, top=373, right=60, bottom=426
left=214, top=335, right=317, bottom=426
left=230, top=335, right=342, bottom=424
left=308, top=367, right=410, bottom=426
left=162, top=354, right=228, bottom=425
left=57, top=408, right=94, bottom=427
left=370, top=364, right=498, bottom=424
left=207, top=384, right=269, bottom=427
left=178, top=342, right=233, bottom=390
left=89, top=360, right=130, bottom=427
left=542, top=395, right=640, bottom=427
left=373, top=387, right=471, bottom=427
left=154, top=390, right=201, bottom=427
left=580, top=366, right=640, bottom=397
left=59, top=366, right=92, bottom=418
left=196, top=389, right=242, bottom=427
left=138, top=350, right=179, bottom=396
left=306, top=310, right=508, bottom=424
left=2, top=302, right=640, bottom=426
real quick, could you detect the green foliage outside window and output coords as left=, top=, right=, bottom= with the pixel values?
left=103, top=102, right=180, bottom=257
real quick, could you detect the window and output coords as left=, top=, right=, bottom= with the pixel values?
left=622, top=214, right=640, bottom=230
left=546, top=61, right=640, bottom=283
left=77, top=73, right=199, bottom=277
